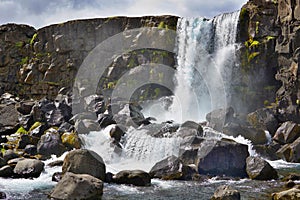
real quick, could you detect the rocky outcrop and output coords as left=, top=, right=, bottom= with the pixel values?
left=0, top=16, right=177, bottom=100
left=50, top=172, right=103, bottom=200
left=62, top=149, right=106, bottom=181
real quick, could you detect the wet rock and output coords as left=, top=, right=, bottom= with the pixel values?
left=7, top=157, right=25, bottom=166
left=277, top=137, right=300, bottom=163
left=252, top=142, right=281, bottom=161
left=16, top=134, right=31, bottom=149
left=37, top=128, right=66, bottom=157
left=272, top=188, right=300, bottom=200
left=105, top=172, right=114, bottom=183
left=84, top=94, right=106, bottom=115
left=149, top=155, right=197, bottom=180
left=211, top=185, right=241, bottom=200
left=197, top=138, right=249, bottom=177
left=0, top=192, right=6, bottom=199
left=52, top=172, right=63, bottom=182
left=62, top=149, right=106, bottom=181
left=0, top=165, right=14, bottom=177
left=16, top=100, right=35, bottom=115
left=13, top=159, right=44, bottom=178
left=57, top=122, right=74, bottom=133
left=50, top=172, right=103, bottom=200
left=48, top=160, right=64, bottom=167
left=246, top=156, right=278, bottom=180
left=109, top=124, right=126, bottom=142
left=273, top=121, right=300, bottom=144
left=223, top=122, right=268, bottom=145
left=98, top=114, right=116, bottom=128
left=24, top=144, right=37, bottom=156
left=180, top=121, right=203, bottom=135
left=29, top=122, right=47, bottom=138
left=113, top=170, right=151, bottom=186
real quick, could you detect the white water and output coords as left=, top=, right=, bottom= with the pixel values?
left=144, top=12, right=240, bottom=123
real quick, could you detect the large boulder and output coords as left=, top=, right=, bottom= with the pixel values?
left=197, top=138, right=249, bottom=177
left=13, top=159, right=44, bottom=178
left=211, top=185, right=241, bottom=200
left=0, top=104, right=20, bottom=135
left=149, top=155, right=196, bottom=180
left=0, top=165, right=14, bottom=177
left=276, top=137, right=300, bottom=162
left=62, top=149, right=106, bottom=181
left=273, top=121, right=300, bottom=144
left=272, top=188, right=300, bottom=200
left=180, top=121, right=203, bottom=135
left=246, top=156, right=278, bottom=180
left=37, top=128, right=66, bottom=157
left=50, top=172, right=103, bottom=200
left=113, top=170, right=151, bottom=186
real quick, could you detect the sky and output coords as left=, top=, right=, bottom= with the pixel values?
left=0, top=0, right=247, bottom=29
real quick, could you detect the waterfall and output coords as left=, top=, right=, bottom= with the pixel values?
left=161, top=11, right=240, bottom=123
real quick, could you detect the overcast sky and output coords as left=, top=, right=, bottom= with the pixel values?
left=0, top=0, right=247, bottom=29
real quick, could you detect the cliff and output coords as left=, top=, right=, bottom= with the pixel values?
left=0, top=16, right=178, bottom=100
left=237, top=0, right=300, bottom=121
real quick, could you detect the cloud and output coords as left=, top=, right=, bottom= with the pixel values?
left=0, top=0, right=247, bottom=28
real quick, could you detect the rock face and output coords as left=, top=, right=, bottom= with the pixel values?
left=197, top=138, right=249, bottom=177
left=211, top=185, right=241, bottom=200
left=13, top=159, right=44, bottom=178
left=112, top=170, right=151, bottom=186
left=277, top=137, right=300, bottom=162
left=246, top=156, right=278, bottom=180
left=273, top=121, right=300, bottom=144
left=50, top=172, right=103, bottom=200
left=62, top=149, right=106, bottom=181
left=0, top=16, right=177, bottom=100
left=179, top=136, right=249, bottom=178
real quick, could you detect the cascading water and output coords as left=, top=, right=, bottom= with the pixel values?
left=145, top=11, right=240, bottom=123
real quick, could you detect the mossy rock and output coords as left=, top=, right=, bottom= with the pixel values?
left=61, top=131, right=81, bottom=150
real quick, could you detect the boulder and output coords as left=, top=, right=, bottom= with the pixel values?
left=113, top=170, right=151, bottom=186
left=272, top=188, right=300, bottom=200
left=149, top=155, right=196, bottom=180
left=223, top=122, right=268, bottom=145
left=13, top=159, right=45, bottom=178
left=24, top=144, right=37, bottom=155
left=37, top=128, right=66, bottom=157
left=3, top=149, right=18, bottom=162
left=211, top=185, right=241, bottom=200
left=109, top=124, right=126, bottom=142
left=0, top=104, right=20, bottom=135
left=247, top=108, right=279, bottom=136
left=50, top=172, right=103, bottom=200
left=0, top=192, right=6, bottom=199
left=180, top=121, right=203, bottom=135
left=246, top=156, right=278, bottom=180
left=16, top=100, right=35, bottom=115
left=52, top=172, right=63, bottom=182
left=206, top=107, right=234, bottom=132
left=197, top=138, right=249, bottom=177
left=276, top=137, right=300, bottom=162
left=74, top=119, right=100, bottom=134
left=98, top=114, right=116, bottom=128
left=273, top=121, right=300, bottom=144
left=62, top=149, right=106, bottom=181
left=0, top=165, right=14, bottom=177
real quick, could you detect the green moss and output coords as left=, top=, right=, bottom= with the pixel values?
left=255, top=21, right=259, bottom=34
left=154, top=88, right=160, bottom=97
left=248, top=52, right=260, bottom=62
left=158, top=21, right=167, bottom=29
left=19, top=57, right=29, bottom=65
left=29, top=122, right=42, bottom=132
left=30, top=33, right=38, bottom=46
left=107, top=81, right=115, bottom=89
left=16, top=127, right=28, bottom=135
left=266, top=36, right=275, bottom=41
